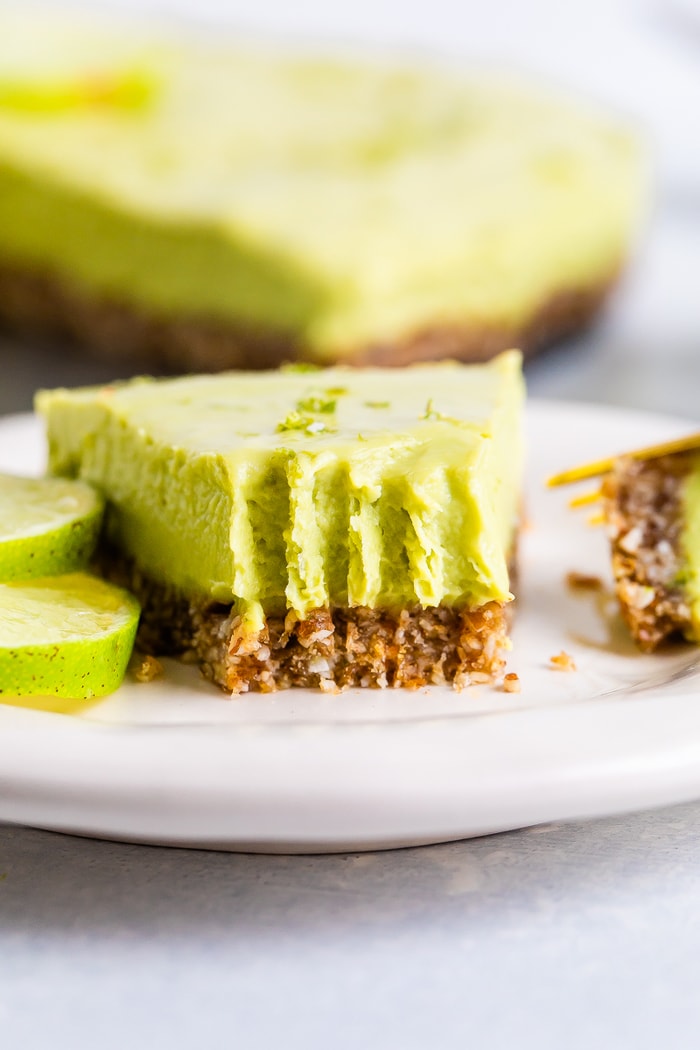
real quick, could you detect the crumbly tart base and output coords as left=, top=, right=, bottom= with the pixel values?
left=0, top=260, right=617, bottom=371
left=602, top=453, right=695, bottom=652
left=102, top=554, right=511, bottom=693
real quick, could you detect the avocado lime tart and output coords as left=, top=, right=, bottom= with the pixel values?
left=0, top=12, right=644, bottom=371
left=37, top=351, right=524, bottom=693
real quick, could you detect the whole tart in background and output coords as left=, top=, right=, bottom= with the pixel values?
left=0, top=11, right=645, bottom=372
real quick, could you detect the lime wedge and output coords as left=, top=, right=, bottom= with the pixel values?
left=0, top=573, right=140, bottom=699
left=0, top=473, right=104, bottom=582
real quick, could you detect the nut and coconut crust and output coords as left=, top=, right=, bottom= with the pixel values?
left=100, top=550, right=511, bottom=693
left=0, top=260, right=617, bottom=371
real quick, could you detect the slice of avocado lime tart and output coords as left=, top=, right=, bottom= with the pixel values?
left=36, top=352, right=524, bottom=693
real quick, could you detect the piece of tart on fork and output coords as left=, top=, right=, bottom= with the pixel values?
left=550, top=432, right=700, bottom=652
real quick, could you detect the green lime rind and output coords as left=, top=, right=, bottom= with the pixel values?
left=0, top=573, right=140, bottom=699
left=0, top=473, right=104, bottom=582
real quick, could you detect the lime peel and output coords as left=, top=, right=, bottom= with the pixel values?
left=0, top=573, right=140, bottom=699
left=0, top=473, right=104, bottom=582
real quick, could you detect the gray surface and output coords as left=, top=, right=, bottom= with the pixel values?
left=4, top=804, right=700, bottom=1049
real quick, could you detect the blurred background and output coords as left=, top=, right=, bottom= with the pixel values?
left=1, top=0, right=699, bottom=419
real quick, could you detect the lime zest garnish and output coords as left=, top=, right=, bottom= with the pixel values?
left=420, top=398, right=460, bottom=424
left=296, top=394, right=337, bottom=415
left=281, top=362, right=322, bottom=374
left=276, top=411, right=308, bottom=432
left=277, top=386, right=341, bottom=434
left=276, top=411, right=336, bottom=436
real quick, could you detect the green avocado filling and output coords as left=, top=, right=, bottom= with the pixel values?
left=37, top=352, right=524, bottom=632
left=0, top=15, right=644, bottom=357
left=679, top=458, right=700, bottom=637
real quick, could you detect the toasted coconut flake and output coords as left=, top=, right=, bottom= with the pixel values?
left=619, top=524, right=643, bottom=554
left=132, top=654, right=164, bottom=682
left=566, top=571, right=603, bottom=591
left=550, top=650, right=577, bottom=672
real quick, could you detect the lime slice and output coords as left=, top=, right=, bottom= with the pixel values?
left=0, top=473, right=104, bottom=582
left=0, top=573, right=140, bottom=699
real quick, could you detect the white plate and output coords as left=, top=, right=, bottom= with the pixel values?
left=1, top=402, right=700, bottom=853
